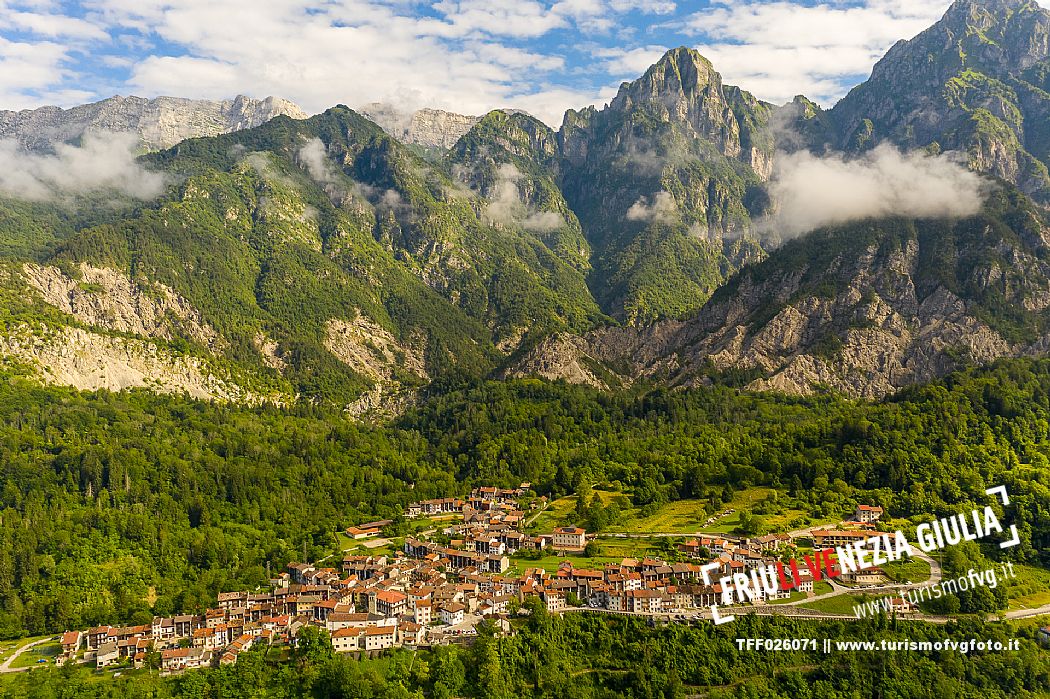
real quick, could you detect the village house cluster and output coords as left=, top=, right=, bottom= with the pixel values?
left=55, top=491, right=891, bottom=674
left=809, top=505, right=894, bottom=585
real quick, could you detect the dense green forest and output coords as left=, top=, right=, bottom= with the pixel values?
left=2, top=607, right=1048, bottom=698
left=1, top=358, right=1050, bottom=637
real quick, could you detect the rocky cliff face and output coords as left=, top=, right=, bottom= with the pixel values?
left=1, top=263, right=276, bottom=403
left=508, top=189, right=1050, bottom=398
left=829, top=0, right=1050, bottom=202
left=324, top=312, right=428, bottom=382
left=0, top=95, right=308, bottom=152
left=557, top=47, right=772, bottom=323
left=23, top=263, right=223, bottom=349
left=594, top=48, right=775, bottom=178
left=0, top=324, right=269, bottom=402
left=359, top=103, right=480, bottom=149
left=325, top=312, right=429, bottom=419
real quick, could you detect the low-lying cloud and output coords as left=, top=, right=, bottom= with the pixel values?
left=626, top=191, right=677, bottom=224
left=484, top=163, right=526, bottom=225
left=765, top=144, right=988, bottom=237
left=0, top=132, right=167, bottom=203
left=297, top=137, right=336, bottom=184
left=482, top=163, right=566, bottom=233
left=297, top=137, right=348, bottom=204
left=522, top=211, right=565, bottom=233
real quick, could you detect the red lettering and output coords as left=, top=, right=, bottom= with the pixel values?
left=776, top=562, right=796, bottom=592
left=822, top=548, right=842, bottom=578
left=802, top=552, right=823, bottom=582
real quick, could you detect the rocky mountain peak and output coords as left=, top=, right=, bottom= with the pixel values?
left=359, top=102, right=480, bottom=150
left=0, top=94, right=308, bottom=153
left=597, top=46, right=772, bottom=170
left=459, top=110, right=559, bottom=164
left=876, top=0, right=1050, bottom=76
left=944, top=0, right=1028, bottom=22
left=828, top=0, right=1050, bottom=201
left=610, top=47, right=719, bottom=110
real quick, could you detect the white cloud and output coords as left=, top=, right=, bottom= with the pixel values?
left=681, top=0, right=950, bottom=104
left=595, top=45, right=668, bottom=77
left=129, top=56, right=243, bottom=98
left=523, top=211, right=566, bottom=232
left=482, top=163, right=567, bottom=232
left=430, top=0, right=568, bottom=39
left=470, top=43, right=565, bottom=72
left=297, top=137, right=336, bottom=184
left=0, top=5, right=109, bottom=107
left=610, top=0, right=677, bottom=14
left=0, top=131, right=167, bottom=201
left=505, top=85, right=618, bottom=124
left=99, top=54, right=134, bottom=68
left=6, top=10, right=109, bottom=40
left=379, top=189, right=405, bottom=211
left=0, top=35, right=79, bottom=109
left=80, top=0, right=613, bottom=125
left=626, top=191, right=677, bottom=223
left=684, top=1, right=945, bottom=49
left=0, top=0, right=1003, bottom=130
left=764, top=144, right=988, bottom=237
left=484, top=162, right=527, bottom=225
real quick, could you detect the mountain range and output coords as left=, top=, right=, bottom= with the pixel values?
left=358, top=103, right=480, bottom=150
left=0, top=0, right=1046, bottom=410
left=0, top=94, right=307, bottom=152
left=826, top=0, right=1050, bottom=202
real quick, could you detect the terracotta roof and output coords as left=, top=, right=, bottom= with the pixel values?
left=332, top=628, right=360, bottom=638
left=365, top=625, right=397, bottom=636
left=811, top=529, right=870, bottom=539
left=376, top=590, right=408, bottom=604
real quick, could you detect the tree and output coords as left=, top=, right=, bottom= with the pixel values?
left=293, top=625, right=334, bottom=667
left=144, top=643, right=162, bottom=671
left=736, top=512, right=764, bottom=536
left=430, top=646, right=466, bottom=699
left=471, top=621, right=509, bottom=699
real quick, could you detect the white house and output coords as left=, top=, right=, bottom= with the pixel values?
left=331, top=628, right=360, bottom=653
left=854, top=505, right=884, bottom=523
left=414, top=602, right=433, bottom=626
left=95, top=642, right=119, bottom=668
left=552, top=527, right=587, bottom=550
left=439, top=602, right=466, bottom=626
left=364, top=625, right=397, bottom=651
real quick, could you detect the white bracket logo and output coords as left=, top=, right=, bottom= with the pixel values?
left=985, top=485, right=1020, bottom=549
left=701, top=562, right=733, bottom=625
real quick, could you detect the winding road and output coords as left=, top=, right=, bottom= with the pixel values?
left=0, top=638, right=51, bottom=674
left=1001, top=603, right=1050, bottom=620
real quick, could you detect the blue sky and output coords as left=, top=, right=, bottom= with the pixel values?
left=0, top=0, right=985, bottom=125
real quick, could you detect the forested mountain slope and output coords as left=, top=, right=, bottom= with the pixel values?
left=2, top=358, right=1049, bottom=638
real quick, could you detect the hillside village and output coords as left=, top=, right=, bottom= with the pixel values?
left=53, top=487, right=897, bottom=675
